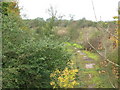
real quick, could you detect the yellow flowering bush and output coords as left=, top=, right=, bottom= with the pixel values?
left=50, top=67, right=79, bottom=88
left=67, top=60, right=75, bottom=69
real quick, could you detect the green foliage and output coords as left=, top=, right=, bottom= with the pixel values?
left=64, top=42, right=84, bottom=49
left=25, top=18, right=46, bottom=33
left=2, top=2, right=71, bottom=88
left=77, top=18, right=97, bottom=28
left=3, top=37, right=71, bottom=88
left=82, top=51, right=99, bottom=61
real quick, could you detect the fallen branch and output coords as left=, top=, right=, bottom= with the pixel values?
left=86, top=37, right=119, bottom=67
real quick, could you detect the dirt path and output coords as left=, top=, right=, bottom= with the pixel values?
left=77, top=50, right=96, bottom=88
left=74, top=49, right=113, bottom=88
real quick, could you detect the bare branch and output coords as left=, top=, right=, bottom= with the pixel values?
left=86, top=34, right=119, bottom=67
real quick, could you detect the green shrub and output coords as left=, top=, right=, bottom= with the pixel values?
left=3, top=37, right=71, bottom=88
left=2, top=2, right=71, bottom=88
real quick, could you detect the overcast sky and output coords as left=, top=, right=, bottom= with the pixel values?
left=18, top=0, right=119, bottom=21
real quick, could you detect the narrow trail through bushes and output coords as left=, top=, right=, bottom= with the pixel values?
left=73, top=48, right=113, bottom=88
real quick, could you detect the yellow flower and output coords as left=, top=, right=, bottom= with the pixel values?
left=55, top=69, right=60, bottom=73
left=50, top=67, right=79, bottom=88
left=50, top=73, right=56, bottom=77
left=74, top=69, right=78, bottom=72
left=50, top=81, right=55, bottom=85
left=63, top=84, right=67, bottom=87
left=72, top=81, right=76, bottom=85
left=58, top=76, right=64, bottom=82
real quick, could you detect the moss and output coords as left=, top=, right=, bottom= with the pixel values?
left=82, top=51, right=99, bottom=61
